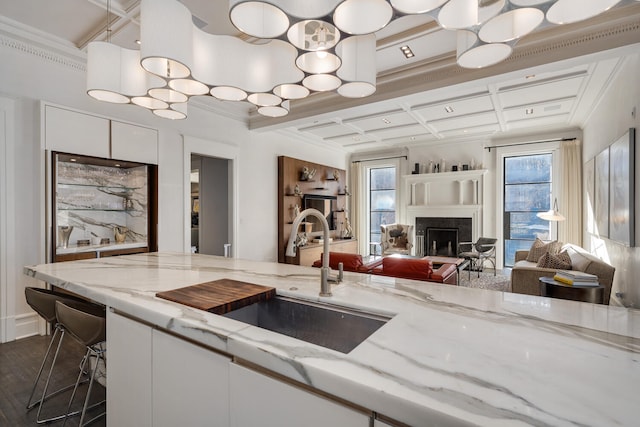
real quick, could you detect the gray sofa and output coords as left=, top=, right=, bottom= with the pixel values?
left=511, top=243, right=615, bottom=304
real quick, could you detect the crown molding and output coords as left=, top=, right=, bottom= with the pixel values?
left=0, top=16, right=86, bottom=69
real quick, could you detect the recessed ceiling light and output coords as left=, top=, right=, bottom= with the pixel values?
left=526, top=108, right=534, bottom=115
left=400, top=45, right=414, bottom=59
left=70, top=158, right=76, bottom=162
left=135, top=40, right=141, bottom=45
left=382, top=118, right=391, bottom=124
left=445, top=106, right=454, bottom=113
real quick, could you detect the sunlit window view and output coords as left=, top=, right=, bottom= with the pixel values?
left=503, top=154, right=552, bottom=266
left=369, top=167, right=396, bottom=247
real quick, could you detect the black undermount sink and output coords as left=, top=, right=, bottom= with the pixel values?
left=222, top=296, right=392, bottom=354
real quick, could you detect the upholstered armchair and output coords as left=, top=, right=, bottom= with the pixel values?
left=380, top=223, right=414, bottom=256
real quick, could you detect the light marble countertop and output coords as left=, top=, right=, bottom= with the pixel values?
left=24, top=253, right=640, bottom=426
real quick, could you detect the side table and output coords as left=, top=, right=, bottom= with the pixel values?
left=539, top=277, right=604, bottom=304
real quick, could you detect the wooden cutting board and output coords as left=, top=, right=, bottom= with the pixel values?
left=156, top=279, right=276, bottom=314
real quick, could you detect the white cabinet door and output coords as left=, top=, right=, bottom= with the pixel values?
left=45, top=105, right=110, bottom=158
left=106, top=310, right=153, bottom=427
left=152, top=329, right=230, bottom=427
left=229, top=364, right=370, bottom=427
left=111, top=121, right=158, bottom=164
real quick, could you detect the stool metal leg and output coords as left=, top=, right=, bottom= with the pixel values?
left=26, top=325, right=61, bottom=410
left=62, top=343, right=106, bottom=427
left=34, top=327, right=87, bottom=424
left=36, top=326, right=67, bottom=423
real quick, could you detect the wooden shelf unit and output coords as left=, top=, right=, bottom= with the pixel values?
left=277, top=156, right=353, bottom=265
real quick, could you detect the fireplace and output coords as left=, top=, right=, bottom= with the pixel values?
left=426, top=228, right=458, bottom=256
left=415, top=217, right=472, bottom=257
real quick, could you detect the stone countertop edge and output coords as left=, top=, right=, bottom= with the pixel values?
left=23, top=252, right=640, bottom=427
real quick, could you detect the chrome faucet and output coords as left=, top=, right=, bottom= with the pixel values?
left=285, top=208, right=342, bottom=297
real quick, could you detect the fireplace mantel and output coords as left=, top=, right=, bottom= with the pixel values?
left=403, top=169, right=488, bottom=207
left=401, top=170, right=488, bottom=254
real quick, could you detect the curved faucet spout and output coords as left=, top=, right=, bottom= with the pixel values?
left=285, top=208, right=333, bottom=296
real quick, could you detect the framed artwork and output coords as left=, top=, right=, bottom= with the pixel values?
left=594, top=147, right=609, bottom=238
left=584, top=158, right=595, bottom=234
left=608, top=128, right=636, bottom=246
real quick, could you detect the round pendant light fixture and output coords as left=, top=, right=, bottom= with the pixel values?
left=86, top=0, right=629, bottom=120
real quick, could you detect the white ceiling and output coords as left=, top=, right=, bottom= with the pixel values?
left=1, top=0, right=639, bottom=152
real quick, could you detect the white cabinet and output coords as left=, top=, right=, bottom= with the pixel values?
left=106, top=310, right=153, bottom=427
left=152, top=329, right=230, bottom=427
left=106, top=311, right=231, bottom=427
left=229, top=363, right=370, bottom=427
left=45, top=105, right=110, bottom=158
left=111, top=121, right=158, bottom=164
left=44, top=105, right=158, bottom=164
left=107, top=312, right=373, bottom=427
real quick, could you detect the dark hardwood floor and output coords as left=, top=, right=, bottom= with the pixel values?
left=0, top=334, right=106, bottom=426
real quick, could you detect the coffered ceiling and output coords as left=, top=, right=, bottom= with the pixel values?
left=1, top=0, right=639, bottom=152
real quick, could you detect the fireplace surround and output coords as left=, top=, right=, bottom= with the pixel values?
left=416, top=217, right=472, bottom=257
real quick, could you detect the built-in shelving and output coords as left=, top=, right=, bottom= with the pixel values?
left=278, top=156, right=354, bottom=265
left=52, top=152, right=157, bottom=262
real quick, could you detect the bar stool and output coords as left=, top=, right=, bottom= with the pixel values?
left=55, top=300, right=106, bottom=427
left=24, top=287, right=87, bottom=423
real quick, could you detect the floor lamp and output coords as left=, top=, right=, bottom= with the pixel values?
left=537, top=198, right=566, bottom=240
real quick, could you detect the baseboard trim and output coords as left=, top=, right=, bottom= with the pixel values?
left=14, top=312, right=42, bottom=340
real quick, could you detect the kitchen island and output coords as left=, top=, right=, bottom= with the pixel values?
left=24, top=252, right=639, bottom=426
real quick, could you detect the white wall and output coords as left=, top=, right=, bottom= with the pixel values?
left=0, top=35, right=348, bottom=341
left=582, top=53, right=640, bottom=307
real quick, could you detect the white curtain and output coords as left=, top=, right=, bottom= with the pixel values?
left=349, top=161, right=365, bottom=254
left=559, top=139, right=582, bottom=245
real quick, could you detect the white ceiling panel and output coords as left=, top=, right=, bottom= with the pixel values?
left=497, top=75, right=585, bottom=108
left=0, top=0, right=106, bottom=46
left=297, top=121, right=345, bottom=137
left=440, top=124, right=500, bottom=138
left=503, top=98, right=575, bottom=122
left=414, top=93, right=494, bottom=122
left=431, top=111, right=499, bottom=132
left=370, top=124, right=431, bottom=139
left=505, top=114, right=571, bottom=131
left=343, top=110, right=417, bottom=132
left=326, top=133, right=378, bottom=145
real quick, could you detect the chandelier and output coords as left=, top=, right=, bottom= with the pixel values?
left=86, top=0, right=627, bottom=120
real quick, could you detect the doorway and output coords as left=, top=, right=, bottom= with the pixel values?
left=190, top=154, right=231, bottom=256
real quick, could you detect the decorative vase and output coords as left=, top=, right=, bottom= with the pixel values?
left=58, top=226, right=73, bottom=248
left=114, top=226, right=128, bottom=243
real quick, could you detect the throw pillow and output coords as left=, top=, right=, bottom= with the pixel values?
left=564, top=245, right=591, bottom=271
left=536, top=251, right=572, bottom=269
left=526, top=238, right=562, bottom=262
